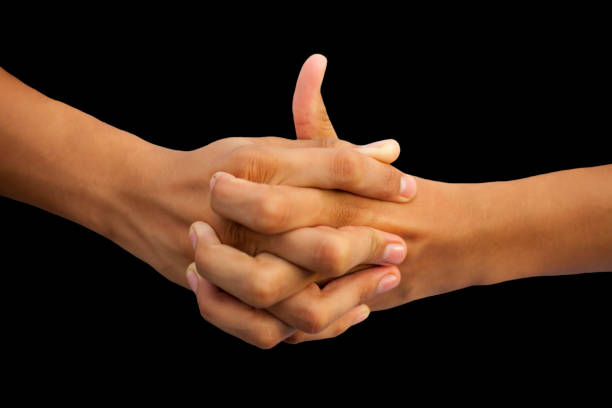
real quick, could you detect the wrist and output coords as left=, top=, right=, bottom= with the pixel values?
left=392, top=180, right=513, bottom=302
left=460, top=178, right=565, bottom=285
left=72, top=124, right=166, bottom=241
left=477, top=169, right=612, bottom=282
left=103, top=143, right=215, bottom=285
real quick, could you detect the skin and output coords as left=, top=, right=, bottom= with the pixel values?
left=192, top=55, right=612, bottom=346
left=2, top=55, right=611, bottom=348
left=0, top=59, right=418, bottom=349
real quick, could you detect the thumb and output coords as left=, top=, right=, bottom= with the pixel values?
left=292, top=54, right=338, bottom=140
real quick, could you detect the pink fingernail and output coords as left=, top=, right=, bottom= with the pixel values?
left=381, top=243, right=407, bottom=265
left=191, top=221, right=218, bottom=245
left=209, top=174, right=218, bottom=192
left=189, top=227, right=197, bottom=249
left=186, top=265, right=199, bottom=293
left=400, top=174, right=417, bottom=201
left=375, top=274, right=400, bottom=295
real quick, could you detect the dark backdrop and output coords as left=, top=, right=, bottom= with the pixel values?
left=1, top=20, right=610, bottom=377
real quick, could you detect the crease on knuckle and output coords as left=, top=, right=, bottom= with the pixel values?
left=381, top=167, right=402, bottom=199
left=231, top=146, right=278, bottom=183
left=315, top=235, right=348, bottom=277
left=332, top=196, right=360, bottom=227
left=331, top=149, right=363, bottom=186
left=222, top=221, right=257, bottom=256
left=316, top=138, right=342, bottom=149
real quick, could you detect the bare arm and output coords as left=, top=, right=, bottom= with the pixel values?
left=188, top=55, right=612, bottom=345
left=0, top=63, right=424, bottom=348
left=479, top=165, right=612, bottom=281
left=0, top=67, right=157, bottom=238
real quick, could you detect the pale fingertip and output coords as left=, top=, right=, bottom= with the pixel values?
left=210, top=171, right=234, bottom=193
left=398, top=174, right=417, bottom=202
left=309, top=53, right=328, bottom=68
left=190, top=221, right=220, bottom=245
left=352, top=305, right=370, bottom=326
left=375, top=274, right=400, bottom=296
left=186, top=263, right=199, bottom=293
left=188, top=226, right=197, bottom=249
left=380, top=243, right=407, bottom=265
left=374, top=232, right=407, bottom=265
left=209, top=175, right=217, bottom=192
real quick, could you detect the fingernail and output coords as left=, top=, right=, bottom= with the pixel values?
left=352, top=305, right=370, bottom=326
left=210, top=171, right=231, bottom=192
left=190, top=221, right=218, bottom=245
left=399, top=174, right=417, bottom=201
left=209, top=175, right=217, bottom=192
left=380, top=243, right=407, bottom=265
left=186, top=264, right=198, bottom=293
left=376, top=274, right=400, bottom=295
left=210, top=171, right=242, bottom=193
left=188, top=227, right=197, bottom=249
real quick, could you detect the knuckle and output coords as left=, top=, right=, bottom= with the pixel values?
left=230, top=146, right=277, bottom=183
left=252, top=193, right=290, bottom=234
left=315, top=137, right=341, bottom=149
left=252, top=327, right=281, bottom=350
left=330, top=149, right=364, bottom=185
left=221, top=221, right=257, bottom=255
left=381, top=167, right=402, bottom=199
left=245, top=274, right=279, bottom=309
left=315, top=235, right=349, bottom=277
left=297, top=303, right=328, bottom=334
left=331, top=196, right=360, bottom=227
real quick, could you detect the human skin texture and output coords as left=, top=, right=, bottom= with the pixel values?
left=1, top=56, right=611, bottom=348
left=0, top=60, right=419, bottom=349
left=190, top=55, right=612, bottom=346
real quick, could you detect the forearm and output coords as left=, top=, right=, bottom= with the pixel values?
left=483, top=165, right=612, bottom=283
left=362, top=165, right=612, bottom=311
left=0, top=68, right=160, bottom=237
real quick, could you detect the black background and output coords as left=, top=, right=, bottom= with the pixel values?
left=1, top=16, right=610, bottom=380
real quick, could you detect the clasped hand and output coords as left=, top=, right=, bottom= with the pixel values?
left=183, top=56, right=417, bottom=347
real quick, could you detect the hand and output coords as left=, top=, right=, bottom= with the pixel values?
left=108, top=54, right=417, bottom=287
left=178, top=54, right=418, bottom=346
left=199, top=166, right=509, bottom=324
left=193, top=54, right=490, bottom=343
left=113, top=134, right=414, bottom=287
left=187, top=220, right=406, bottom=348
